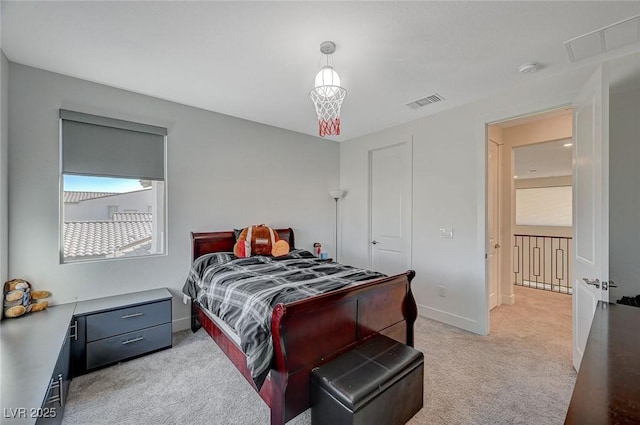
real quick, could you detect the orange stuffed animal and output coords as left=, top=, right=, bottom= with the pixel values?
left=233, top=224, right=290, bottom=258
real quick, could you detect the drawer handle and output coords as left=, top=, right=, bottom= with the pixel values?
left=121, top=312, right=144, bottom=319
left=58, top=374, right=64, bottom=406
left=46, top=375, right=63, bottom=405
left=69, top=320, right=78, bottom=341
left=122, top=336, right=144, bottom=345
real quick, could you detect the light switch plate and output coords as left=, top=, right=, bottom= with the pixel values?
left=440, top=228, right=454, bottom=239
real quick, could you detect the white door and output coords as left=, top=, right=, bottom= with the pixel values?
left=370, top=141, right=412, bottom=275
left=572, top=65, right=609, bottom=371
left=487, top=139, right=500, bottom=310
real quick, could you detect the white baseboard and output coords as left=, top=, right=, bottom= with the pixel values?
left=417, top=304, right=484, bottom=335
left=172, top=316, right=191, bottom=332
left=500, top=293, right=515, bottom=305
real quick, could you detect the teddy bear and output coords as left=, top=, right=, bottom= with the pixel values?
left=233, top=224, right=290, bottom=258
left=3, top=279, right=51, bottom=319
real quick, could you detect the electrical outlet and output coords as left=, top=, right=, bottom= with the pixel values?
left=438, top=286, right=446, bottom=297
left=439, top=228, right=454, bottom=239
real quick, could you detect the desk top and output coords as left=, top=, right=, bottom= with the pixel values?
left=1, top=303, right=77, bottom=425
left=565, top=302, right=640, bottom=424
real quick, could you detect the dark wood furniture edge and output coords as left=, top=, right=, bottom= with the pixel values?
left=188, top=229, right=416, bottom=425
left=271, top=269, right=417, bottom=422
left=564, top=302, right=640, bottom=424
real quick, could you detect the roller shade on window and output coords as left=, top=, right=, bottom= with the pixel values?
left=60, top=109, right=167, bottom=180
left=515, top=186, right=573, bottom=226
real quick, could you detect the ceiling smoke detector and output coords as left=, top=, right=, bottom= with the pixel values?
left=517, top=62, right=540, bottom=74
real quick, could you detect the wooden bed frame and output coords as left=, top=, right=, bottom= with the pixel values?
left=189, top=228, right=417, bottom=425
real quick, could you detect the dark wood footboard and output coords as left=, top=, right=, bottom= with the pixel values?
left=192, top=270, right=416, bottom=424
left=188, top=229, right=416, bottom=425
left=272, top=269, right=417, bottom=423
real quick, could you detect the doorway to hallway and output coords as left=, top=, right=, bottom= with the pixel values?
left=487, top=107, right=573, bottom=334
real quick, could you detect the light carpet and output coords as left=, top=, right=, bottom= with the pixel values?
left=63, top=286, right=575, bottom=425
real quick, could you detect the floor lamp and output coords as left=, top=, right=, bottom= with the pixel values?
left=329, top=190, right=345, bottom=262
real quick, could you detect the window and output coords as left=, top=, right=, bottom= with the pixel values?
left=515, top=186, right=572, bottom=226
left=60, top=110, right=167, bottom=263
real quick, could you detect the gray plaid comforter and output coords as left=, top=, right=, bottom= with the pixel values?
left=182, top=249, right=385, bottom=389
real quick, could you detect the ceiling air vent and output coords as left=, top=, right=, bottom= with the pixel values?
left=406, top=93, right=445, bottom=110
left=564, top=14, right=640, bottom=62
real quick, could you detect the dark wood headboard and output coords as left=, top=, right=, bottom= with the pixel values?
left=191, top=228, right=295, bottom=261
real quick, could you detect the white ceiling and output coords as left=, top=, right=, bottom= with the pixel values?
left=2, top=1, right=640, bottom=141
left=514, top=138, right=573, bottom=179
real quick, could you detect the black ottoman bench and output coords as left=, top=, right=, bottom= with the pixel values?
left=310, top=334, right=424, bottom=425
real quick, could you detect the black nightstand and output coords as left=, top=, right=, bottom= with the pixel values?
left=71, top=288, right=172, bottom=376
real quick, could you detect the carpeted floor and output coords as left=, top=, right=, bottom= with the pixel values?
left=408, top=285, right=575, bottom=425
left=62, top=285, right=575, bottom=425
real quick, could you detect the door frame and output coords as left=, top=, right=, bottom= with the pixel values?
left=491, top=120, right=574, bottom=306
left=487, top=137, right=502, bottom=311
left=367, top=139, right=413, bottom=272
left=477, top=98, right=574, bottom=335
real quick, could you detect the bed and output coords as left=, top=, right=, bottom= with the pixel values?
left=184, top=228, right=417, bottom=425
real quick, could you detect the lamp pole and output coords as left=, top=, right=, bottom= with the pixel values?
left=333, top=196, right=339, bottom=262
left=329, top=190, right=345, bottom=262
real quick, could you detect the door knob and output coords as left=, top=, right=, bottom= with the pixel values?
left=495, top=243, right=501, bottom=249
left=371, top=240, right=379, bottom=245
left=582, top=278, right=600, bottom=289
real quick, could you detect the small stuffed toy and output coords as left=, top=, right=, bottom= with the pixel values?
left=3, top=279, right=50, bottom=319
left=233, top=224, right=290, bottom=258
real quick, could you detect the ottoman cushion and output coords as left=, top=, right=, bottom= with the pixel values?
left=311, top=334, right=424, bottom=425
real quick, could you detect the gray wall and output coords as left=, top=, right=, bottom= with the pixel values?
left=610, top=85, right=640, bottom=300
left=8, top=63, right=339, bottom=330
left=1, top=51, right=8, bottom=283
left=340, top=63, right=598, bottom=335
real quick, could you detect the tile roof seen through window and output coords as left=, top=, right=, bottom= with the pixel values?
left=63, top=220, right=152, bottom=259
left=112, top=212, right=152, bottom=222
left=63, top=191, right=118, bottom=203
left=62, top=190, right=155, bottom=261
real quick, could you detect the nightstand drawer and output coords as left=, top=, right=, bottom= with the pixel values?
left=86, top=323, right=172, bottom=370
left=86, top=300, right=171, bottom=342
